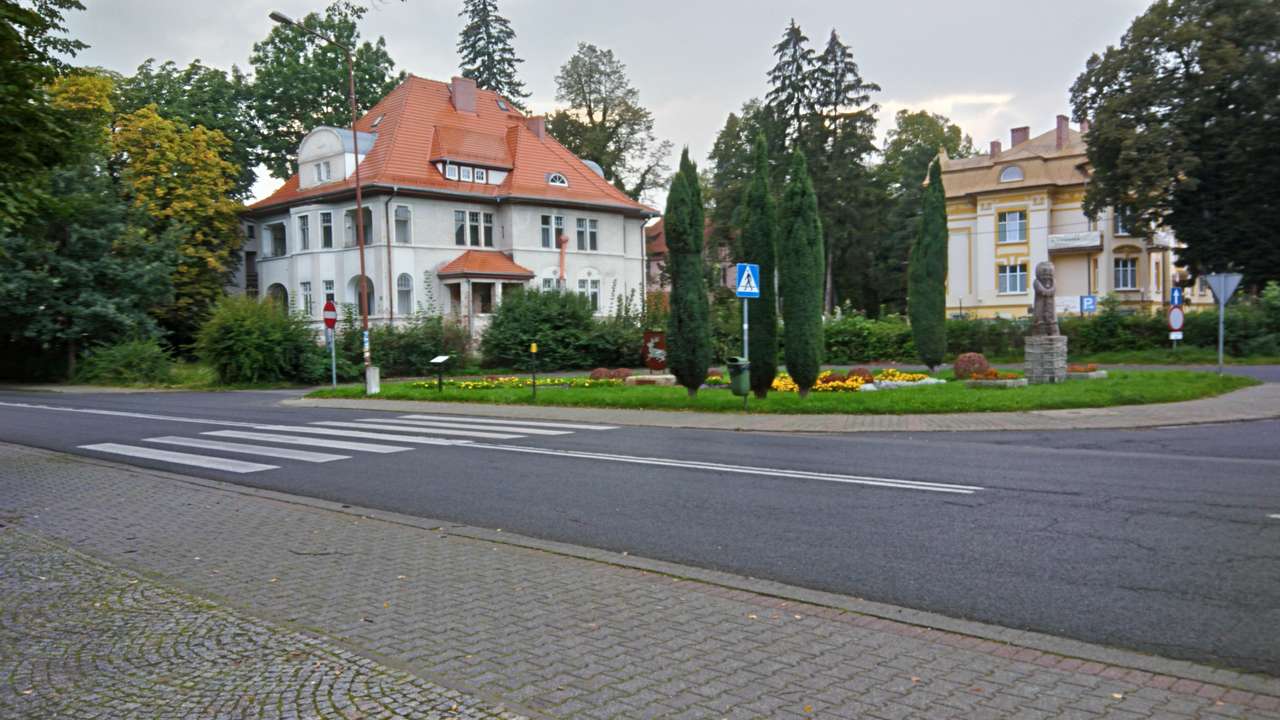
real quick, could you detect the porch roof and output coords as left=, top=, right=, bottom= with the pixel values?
left=438, top=250, right=535, bottom=280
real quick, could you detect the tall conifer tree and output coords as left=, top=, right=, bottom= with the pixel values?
left=457, top=0, right=529, bottom=109
left=764, top=19, right=815, bottom=147
left=664, top=149, right=712, bottom=397
left=738, top=134, right=779, bottom=397
left=778, top=151, right=824, bottom=397
left=909, top=159, right=948, bottom=370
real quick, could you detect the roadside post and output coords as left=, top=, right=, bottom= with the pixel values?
left=429, top=355, right=450, bottom=392
left=1204, top=273, right=1243, bottom=375
left=1168, top=287, right=1184, bottom=353
left=530, top=342, right=538, bottom=401
left=322, top=301, right=338, bottom=387
left=734, top=263, right=760, bottom=411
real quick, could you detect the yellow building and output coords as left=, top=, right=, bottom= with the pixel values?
left=939, top=116, right=1209, bottom=319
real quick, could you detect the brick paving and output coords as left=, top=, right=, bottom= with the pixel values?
left=288, top=381, right=1280, bottom=434
left=0, top=529, right=525, bottom=720
left=2, top=441, right=1278, bottom=719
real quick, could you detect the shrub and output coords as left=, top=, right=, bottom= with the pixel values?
left=74, top=339, right=173, bottom=385
left=589, top=367, right=611, bottom=380
left=581, top=315, right=643, bottom=368
left=196, top=295, right=324, bottom=384
left=609, top=368, right=632, bottom=380
left=480, top=290, right=596, bottom=370
left=848, top=367, right=873, bottom=382
left=824, top=313, right=915, bottom=363
left=953, top=352, right=990, bottom=380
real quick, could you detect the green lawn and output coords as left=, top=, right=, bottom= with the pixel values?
left=979, top=348, right=1280, bottom=365
left=306, top=370, right=1256, bottom=415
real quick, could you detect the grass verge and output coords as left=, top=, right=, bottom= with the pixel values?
left=306, top=370, right=1257, bottom=415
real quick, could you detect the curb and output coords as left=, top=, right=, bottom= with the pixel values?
left=10, top=442, right=1278, bottom=702
left=283, top=382, right=1280, bottom=433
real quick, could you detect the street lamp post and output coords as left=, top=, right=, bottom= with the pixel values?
left=270, top=11, right=379, bottom=394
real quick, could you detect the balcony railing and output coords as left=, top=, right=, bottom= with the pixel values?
left=1047, top=230, right=1102, bottom=252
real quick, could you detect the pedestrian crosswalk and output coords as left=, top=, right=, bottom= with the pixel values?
left=78, top=414, right=616, bottom=475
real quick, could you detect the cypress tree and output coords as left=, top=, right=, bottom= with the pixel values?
left=909, top=158, right=948, bottom=369
left=665, top=149, right=712, bottom=397
left=738, top=134, right=779, bottom=397
left=457, top=0, right=530, bottom=109
left=778, top=150, right=824, bottom=397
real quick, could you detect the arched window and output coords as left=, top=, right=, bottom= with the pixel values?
left=266, top=283, right=289, bottom=308
left=547, top=172, right=569, bottom=187
left=396, top=273, right=413, bottom=314
left=998, top=165, right=1024, bottom=183
left=346, top=275, right=375, bottom=316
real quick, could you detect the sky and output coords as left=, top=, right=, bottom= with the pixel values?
left=64, top=0, right=1152, bottom=203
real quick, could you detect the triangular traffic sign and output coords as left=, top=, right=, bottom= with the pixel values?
left=737, top=268, right=757, bottom=294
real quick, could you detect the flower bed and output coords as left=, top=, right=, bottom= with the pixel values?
left=768, top=369, right=943, bottom=393
left=409, top=375, right=623, bottom=391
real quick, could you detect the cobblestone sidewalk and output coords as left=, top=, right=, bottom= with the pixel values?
left=0, top=528, right=526, bottom=720
left=2, top=442, right=1278, bottom=719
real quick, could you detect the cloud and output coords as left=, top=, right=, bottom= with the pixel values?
left=876, top=92, right=1017, bottom=147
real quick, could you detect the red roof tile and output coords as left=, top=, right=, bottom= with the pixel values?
left=248, top=75, right=655, bottom=216
left=437, top=250, right=534, bottom=279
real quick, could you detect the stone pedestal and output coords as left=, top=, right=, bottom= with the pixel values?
left=1024, top=335, right=1068, bottom=384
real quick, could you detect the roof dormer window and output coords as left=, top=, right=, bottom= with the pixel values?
left=999, top=165, right=1024, bottom=183
left=474, top=168, right=487, bottom=183
left=496, top=98, right=509, bottom=111
left=313, top=160, right=332, bottom=184
left=547, top=172, right=568, bottom=187
left=445, top=164, right=459, bottom=180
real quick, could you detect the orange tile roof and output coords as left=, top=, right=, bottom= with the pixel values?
left=645, top=218, right=667, bottom=255
left=437, top=250, right=534, bottom=279
left=248, top=75, right=655, bottom=216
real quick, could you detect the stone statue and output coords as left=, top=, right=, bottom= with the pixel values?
left=1031, top=261, right=1059, bottom=336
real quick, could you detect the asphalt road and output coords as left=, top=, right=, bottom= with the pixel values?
left=0, top=388, right=1277, bottom=676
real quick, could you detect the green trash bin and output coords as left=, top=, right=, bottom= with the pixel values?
left=726, top=357, right=751, bottom=397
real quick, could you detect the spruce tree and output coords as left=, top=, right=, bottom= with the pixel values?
left=457, top=0, right=530, bottom=109
left=738, top=134, right=779, bottom=398
left=664, top=149, right=712, bottom=397
left=909, top=158, right=948, bottom=370
left=778, top=150, right=824, bottom=397
left=764, top=19, right=816, bottom=147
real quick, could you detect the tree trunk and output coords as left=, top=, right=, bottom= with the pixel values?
left=824, top=244, right=834, bottom=314
left=66, top=339, right=77, bottom=380
left=686, top=386, right=698, bottom=399
left=753, top=388, right=769, bottom=399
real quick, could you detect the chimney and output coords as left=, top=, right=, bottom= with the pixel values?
left=450, top=76, right=476, bottom=113
left=1011, top=126, right=1030, bottom=146
left=1055, top=114, right=1070, bottom=150
left=525, top=115, right=546, bottom=139
left=1079, top=118, right=1091, bottom=135
left=989, top=140, right=1002, bottom=157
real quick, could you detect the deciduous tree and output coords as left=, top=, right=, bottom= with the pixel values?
left=546, top=42, right=671, bottom=201
left=250, top=0, right=402, bottom=180
left=778, top=150, right=824, bottom=397
left=457, top=0, right=529, bottom=109
left=909, top=159, right=947, bottom=370
left=1070, top=0, right=1280, bottom=287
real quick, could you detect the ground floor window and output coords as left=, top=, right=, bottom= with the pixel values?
left=300, top=281, right=313, bottom=316
left=323, top=279, right=334, bottom=303
left=578, top=278, right=600, bottom=310
left=998, top=263, right=1027, bottom=294
left=396, top=273, right=412, bottom=313
left=1114, top=257, right=1138, bottom=290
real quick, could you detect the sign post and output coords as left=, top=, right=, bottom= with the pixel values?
left=735, top=263, right=761, bottom=411
left=1168, top=305, right=1185, bottom=350
left=322, top=301, right=338, bottom=387
left=1204, top=273, right=1243, bottom=375
left=530, top=342, right=538, bottom=401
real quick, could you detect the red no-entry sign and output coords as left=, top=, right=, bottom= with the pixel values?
left=323, top=300, right=337, bottom=329
left=1168, top=305, right=1185, bottom=332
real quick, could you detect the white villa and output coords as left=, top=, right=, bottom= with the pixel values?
left=238, top=74, right=657, bottom=337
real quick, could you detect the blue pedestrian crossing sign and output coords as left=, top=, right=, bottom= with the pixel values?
left=1170, top=287, right=1183, bottom=307
left=735, top=263, right=761, bottom=298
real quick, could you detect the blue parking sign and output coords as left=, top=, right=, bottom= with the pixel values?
left=1081, top=295, right=1097, bottom=314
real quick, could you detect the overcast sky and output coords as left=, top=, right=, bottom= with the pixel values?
left=65, top=0, right=1150, bottom=202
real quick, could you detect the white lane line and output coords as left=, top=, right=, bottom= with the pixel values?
left=144, top=436, right=349, bottom=463
left=78, top=443, right=277, bottom=474
left=1269, top=514, right=1280, bottom=520
left=309, top=420, right=523, bottom=440
left=467, top=443, right=983, bottom=494
left=204, top=430, right=411, bottom=454
left=250, top=424, right=473, bottom=446
left=361, top=418, right=572, bottom=436
left=0, top=401, right=255, bottom=427
left=399, top=414, right=616, bottom=431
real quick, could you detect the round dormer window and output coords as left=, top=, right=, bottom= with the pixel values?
left=999, top=165, right=1024, bottom=183
left=547, top=172, right=568, bottom=187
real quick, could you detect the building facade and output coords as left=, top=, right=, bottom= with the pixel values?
left=940, top=115, right=1209, bottom=319
left=240, top=75, right=656, bottom=338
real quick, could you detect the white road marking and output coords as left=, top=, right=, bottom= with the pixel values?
left=360, top=417, right=572, bottom=436
left=469, top=443, right=984, bottom=494
left=144, top=436, right=348, bottom=463
left=309, top=420, right=523, bottom=440
left=0, top=401, right=255, bottom=427
left=1269, top=514, right=1280, bottom=520
left=78, top=443, right=278, bottom=474
left=399, top=414, right=616, bottom=431
left=204, top=430, right=411, bottom=454
left=249, top=424, right=473, bottom=446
